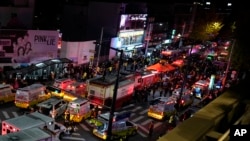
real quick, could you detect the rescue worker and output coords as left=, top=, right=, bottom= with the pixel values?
left=64, top=109, right=70, bottom=125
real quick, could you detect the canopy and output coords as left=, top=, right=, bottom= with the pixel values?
left=172, top=59, right=184, bottom=67
left=147, top=63, right=175, bottom=72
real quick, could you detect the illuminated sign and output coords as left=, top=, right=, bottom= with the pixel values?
left=119, top=14, right=147, bottom=31
left=118, top=30, right=144, bottom=37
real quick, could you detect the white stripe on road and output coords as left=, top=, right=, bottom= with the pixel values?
left=139, top=109, right=148, bottom=115
left=12, top=112, right=19, bottom=117
left=131, top=116, right=144, bottom=122
left=122, top=104, right=135, bottom=109
left=72, top=132, right=81, bottom=136
left=138, top=131, right=148, bottom=138
left=154, top=122, right=162, bottom=129
left=131, top=106, right=142, bottom=112
left=141, top=119, right=151, bottom=125
left=79, top=123, right=90, bottom=131
left=130, top=113, right=136, bottom=117
left=2, top=111, right=10, bottom=119
left=138, top=125, right=148, bottom=133
left=62, top=136, right=86, bottom=141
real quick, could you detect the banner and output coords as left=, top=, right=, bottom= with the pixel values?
left=0, top=30, right=59, bottom=64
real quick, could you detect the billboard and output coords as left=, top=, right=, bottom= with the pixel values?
left=119, top=14, right=147, bottom=31
left=0, top=30, right=59, bottom=64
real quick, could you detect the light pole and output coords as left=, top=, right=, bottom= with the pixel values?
left=177, top=45, right=193, bottom=110
left=222, top=39, right=236, bottom=89
left=96, top=27, right=104, bottom=67
left=106, top=47, right=123, bottom=141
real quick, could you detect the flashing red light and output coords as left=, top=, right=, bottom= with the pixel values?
left=181, top=100, right=184, bottom=104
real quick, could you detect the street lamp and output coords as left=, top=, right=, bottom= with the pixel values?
left=106, top=47, right=123, bottom=141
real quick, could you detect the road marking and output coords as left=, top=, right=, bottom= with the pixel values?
left=2, top=111, right=10, bottom=119
left=131, top=106, right=142, bottom=112
left=79, top=123, right=90, bottom=131
left=130, top=113, right=136, bottom=117
left=137, top=131, right=148, bottom=138
left=12, top=112, right=19, bottom=117
left=72, top=132, right=81, bottom=136
left=141, top=119, right=151, bottom=125
left=139, top=109, right=148, bottom=115
left=154, top=122, right=162, bottom=129
left=62, top=136, right=86, bottom=141
left=138, top=125, right=148, bottom=133
left=122, top=104, right=135, bottom=109
left=131, top=116, right=144, bottom=122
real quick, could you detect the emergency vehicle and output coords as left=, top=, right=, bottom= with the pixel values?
left=63, top=82, right=87, bottom=101
left=53, top=78, right=75, bottom=90
left=91, top=111, right=135, bottom=140
left=0, top=84, right=15, bottom=104
left=1, top=111, right=66, bottom=136
left=191, top=80, right=209, bottom=99
left=66, top=98, right=92, bottom=122
left=37, top=97, right=68, bottom=119
left=172, top=88, right=194, bottom=110
left=134, top=70, right=158, bottom=90
left=87, top=76, right=135, bottom=109
left=15, top=84, right=51, bottom=109
left=148, top=97, right=176, bottom=120
left=47, top=78, right=77, bottom=101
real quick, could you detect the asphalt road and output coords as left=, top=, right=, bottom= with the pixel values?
left=0, top=90, right=203, bottom=141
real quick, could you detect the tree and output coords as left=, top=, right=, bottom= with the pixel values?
left=189, top=5, right=224, bottom=42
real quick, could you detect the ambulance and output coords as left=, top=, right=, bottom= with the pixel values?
left=53, top=78, right=75, bottom=90
left=63, top=82, right=87, bottom=101
left=37, top=97, right=68, bottom=119
left=15, top=83, right=51, bottom=109
left=47, top=78, right=76, bottom=100
left=148, top=97, right=176, bottom=120
left=0, top=84, right=15, bottom=104
left=134, top=71, right=156, bottom=90
left=191, top=80, right=209, bottom=99
left=66, top=97, right=92, bottom=122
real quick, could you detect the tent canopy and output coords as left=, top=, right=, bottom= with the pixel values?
left=172, top=59, right=185, bottom=67
left=147, top=63, right=175, bottom=72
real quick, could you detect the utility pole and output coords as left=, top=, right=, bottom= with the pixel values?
left=106, top=47, right=123, bottom=141
left=177, top=45, right=193, bottom=110
left=96, top=27, right=104, bottom=67
left=222, top=39, right=236, bottom=89
left=145, top=17, right=154, bottom=56
left=179, top=22, right=186, bottom=48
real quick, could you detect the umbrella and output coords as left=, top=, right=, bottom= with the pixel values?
left=147, top=63, right=175, bottom=72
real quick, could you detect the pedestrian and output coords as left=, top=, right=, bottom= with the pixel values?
left=148, top=120, right=154, bottom=139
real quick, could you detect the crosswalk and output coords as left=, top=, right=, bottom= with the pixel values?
left=61, top=132, right=86, bottom=141
left=0, top=111, right=20, bottom=123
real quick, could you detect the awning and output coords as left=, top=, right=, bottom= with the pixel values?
left=147, top=63, right=175, bottom=72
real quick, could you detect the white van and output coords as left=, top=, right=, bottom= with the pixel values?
left=37, top=97, right=68, bottom=119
